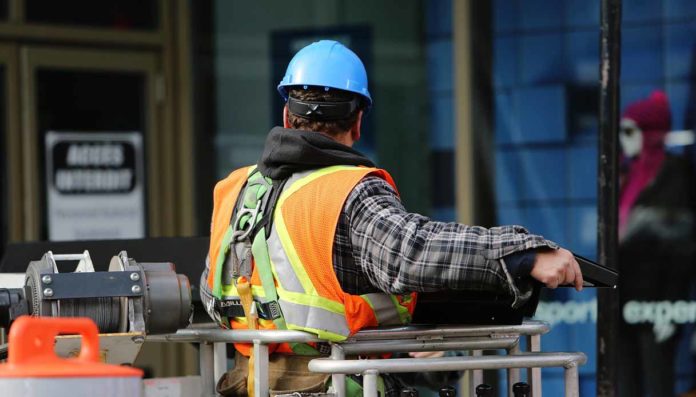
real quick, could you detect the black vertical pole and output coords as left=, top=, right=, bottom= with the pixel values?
left=597, top=0, right=621, bottom=396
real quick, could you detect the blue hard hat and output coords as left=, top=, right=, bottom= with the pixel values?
left=278, top=40, right=372, bottom=108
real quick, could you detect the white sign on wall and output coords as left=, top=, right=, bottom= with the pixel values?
left=45, top=132, right=146, bottom=241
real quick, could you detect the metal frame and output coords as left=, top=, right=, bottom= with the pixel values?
left=453, top=0, right=474, bottom=224
left=310, top=353, right=585, bottom=397
left=148, top=321, right=587, bottom=397
left=597, top=0, right=622, bottom=395
left=0, top=43, right=21, bottom=243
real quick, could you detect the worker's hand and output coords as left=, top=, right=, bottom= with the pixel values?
left=530, top=248, right=583, bottom=291
left=408, top=351, right=445, bottom=358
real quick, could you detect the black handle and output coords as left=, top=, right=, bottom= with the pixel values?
left=400, top=388, right=419, bottom=397
left=513, top=382, right=530, bottom=397
left=475, top=383, right=493, bottom=397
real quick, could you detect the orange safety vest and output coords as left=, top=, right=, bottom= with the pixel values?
left=207, top=165, right=417, bottom=355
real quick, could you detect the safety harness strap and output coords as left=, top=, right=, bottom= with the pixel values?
left=252, top=228, right=286, bottom=329
left=223, top=169, right=321, bottom=355
left=341, top=374, right=385, bottom=397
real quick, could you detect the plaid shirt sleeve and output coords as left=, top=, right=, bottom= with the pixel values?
left=345, top=176, right=558, bottom=307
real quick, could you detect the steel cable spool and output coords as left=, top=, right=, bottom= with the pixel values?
left=24, top=260, right=123, bottom=333
left=58, top=298, right=121, bottom=333
left=1, top=250, right=192, bottom=335
left=24, top=259, right=52, bottom=318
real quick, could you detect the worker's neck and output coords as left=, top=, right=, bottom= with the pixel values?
left=319, top=131, right=354, bottom=147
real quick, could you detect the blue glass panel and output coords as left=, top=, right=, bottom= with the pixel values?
left=569, top=205, right=598, bottom=257
left=429, top=94, right=454, bottom=150
left=568, top=145, right=598, bottom=200
left=520, top=33, right=565, bottom=84
left=542, top=375, right=566, bottom=396
left=580, top=374, right=598, bottom=396
left=623, top=0, right=663, bottom=22
left=519, top=147, right=567, bottom=200
left=664, top=22, right=696, bottom=81
left=494, top=91, right=519, bottom=144
left=495, top=149, right=523, bottom=204
left=667, top=82, right=690, bottom=130
left=536, top=290, right=597, bottom=360
left=565, top=0, right=599, bottom=27
left=525, top=205, right=568, bottom=246
left=664, top=0, right=696, bottom=18
left=494, top=36, right=517, bottom=88
left=566, top=31, right=599, bottom=84
left=519, top=0, right=563, bottom=30
left=622, top=26, right=663, bottom=83
left=497, top=205, right=526, bottom=225
left=426, top=39, right=453, bottom=94
left=621, top=83, right=662, bottom=112
left=426, top=0, right=452, bottom=37
left=494, top=0, right=518, bottom=33
left=430, top=207, right=456, bottom=222
left=516, top=86, right=567, bottom=143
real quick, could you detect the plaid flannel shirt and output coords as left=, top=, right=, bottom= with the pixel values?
left=334, top=176, right=555, bottom=306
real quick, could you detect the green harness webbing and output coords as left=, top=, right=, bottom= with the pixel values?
left=228, top=170, right=319, bottom=355
left=342, top=375, right=386, bottom=397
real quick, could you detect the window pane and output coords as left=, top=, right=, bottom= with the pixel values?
left=36, top=69, right=147, bottom=240
left=0, top=0, right=8, bottom=21
left=26, top=0, right=158, bottom=31
left=492, top=0, right=599, bottom=394
left=210, top=1, right=430, bottom=215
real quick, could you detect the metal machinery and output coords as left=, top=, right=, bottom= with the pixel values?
left=0, top=250, right=193, bottom=339
left=149, top=321, right=587, bottom=397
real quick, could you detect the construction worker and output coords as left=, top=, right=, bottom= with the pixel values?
left=200, top=40, right=583, bottom=396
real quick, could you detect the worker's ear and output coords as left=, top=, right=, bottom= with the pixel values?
left=283, top=105, right=291, bottom=128
left=350, top=110, right=363, bottom=142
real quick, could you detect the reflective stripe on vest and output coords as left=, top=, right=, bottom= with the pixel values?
left=210, top=165, right=417, bottom=346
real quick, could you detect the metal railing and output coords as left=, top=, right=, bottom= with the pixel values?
left=147, top=320, right=587, bottom=397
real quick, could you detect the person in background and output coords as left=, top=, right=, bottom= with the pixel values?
left=617, top=91, right=696, bottom=397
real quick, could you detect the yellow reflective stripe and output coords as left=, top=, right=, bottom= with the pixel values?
left=268, top=228, right=305, bottom=293
left=233, top=317, right=275, bottom=327
left=286, top=320, right=347, bottom=342
left=277, top=165, right=361, bottom=203
left=277, top=286, right=345, bottom=315
left=281, top=308, right=350, bottom=342
left=272, top=166, right=366, bottom=297
left=273, top=212, right=317, bottom=295
left=361, top=293, right=401, bottom=325
left=390, top=295, right=412, bottom=324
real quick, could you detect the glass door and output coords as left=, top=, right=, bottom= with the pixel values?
left=20, top=47, right=166, bottom=240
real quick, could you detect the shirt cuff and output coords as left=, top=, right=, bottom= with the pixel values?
left=503, top=249, right=537, bottom=281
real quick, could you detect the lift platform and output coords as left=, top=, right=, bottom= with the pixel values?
left=148, top=320, right=586, bottom=397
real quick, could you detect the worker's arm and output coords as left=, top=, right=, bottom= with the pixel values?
left=345, top=176, right=579, bottom=307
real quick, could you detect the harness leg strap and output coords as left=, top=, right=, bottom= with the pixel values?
left=237, top=276, right=258, bottom=396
